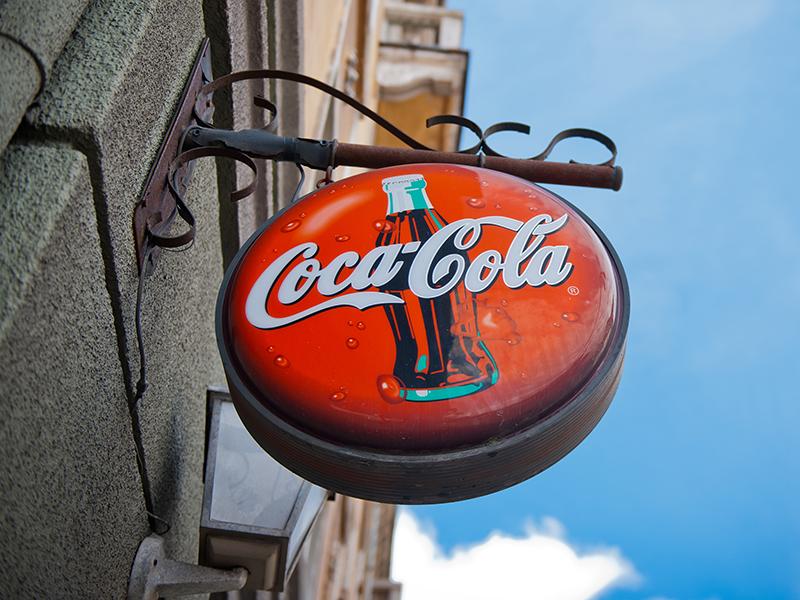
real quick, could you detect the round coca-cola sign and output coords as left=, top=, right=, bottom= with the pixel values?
left=217, top=164, right=628, bottom=503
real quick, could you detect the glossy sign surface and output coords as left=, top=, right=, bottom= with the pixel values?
left=220, top=165, right=621, bottom=452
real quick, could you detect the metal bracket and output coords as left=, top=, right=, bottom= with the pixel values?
left=128, top=534, right=248, bottom=599
left=179, top=68, right=622, bottom=192
left=187, top=126, right=336, bottom=168
left=133, top=43, right=623, bottom=277
left=133, top=38, right=214, bottom=275
left=134, top=43, right=624, bottom=276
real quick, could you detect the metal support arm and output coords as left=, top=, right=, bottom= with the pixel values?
left=128, top=534, right=248, bottom=599
left=186, top=125, right=622, bottom=191
left=187, top=126, right=336, bottom=168
left=334, top=141, right=622, bottom=190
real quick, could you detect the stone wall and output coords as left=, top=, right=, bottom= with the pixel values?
left=0, top=1, right=298, bottom=596
left=0, top=0, right=410, bottom=596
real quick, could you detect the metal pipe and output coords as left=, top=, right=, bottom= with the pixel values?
left=187, top=126, right=622, bottom=191
left=336, top=142, right=622, bottom=191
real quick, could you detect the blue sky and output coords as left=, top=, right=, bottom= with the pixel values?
left=399, top=1, right=800, bottom=598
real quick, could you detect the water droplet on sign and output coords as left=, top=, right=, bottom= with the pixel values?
left=267, top=345, right=275, bottom=353
left=274, top=355, right=290, bottom=367
left=356, top=321, right=366, bottom=330
left=281, top=220, right=301, bottom=232
left=347, top=320, right=354, bottom=326
left=346, top=337, right=359, bottom=349
left=466, top=197, right=486, bottom=209
left=561, top=312, right=579, bottom=323
left=299, top=212, right=306, bottom=218
left=335, top=234, right=350, bottom=242
left=376, top=374, right=403, bottom=404
left=330, top=391, right=347, bottom=402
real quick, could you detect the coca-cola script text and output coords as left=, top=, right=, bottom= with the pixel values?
left=246, top=213, right=573, bottom=329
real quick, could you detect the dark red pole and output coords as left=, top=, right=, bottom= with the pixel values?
left=188, top=127, right=623, bottom=191
left=335, top=142, right=622, bottom=191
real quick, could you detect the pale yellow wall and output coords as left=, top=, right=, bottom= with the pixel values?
left=302, top=0, right=463, bottom=159
left=298, top=0, right=385, bottom=185
left=303, top=0, right=347, bottom=137
left=376, top=92, right=454, bottom=150
left=303, top=0, right=377, bottom=140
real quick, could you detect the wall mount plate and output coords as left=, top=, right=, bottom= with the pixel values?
left=133, top=38, right=214, bottom=275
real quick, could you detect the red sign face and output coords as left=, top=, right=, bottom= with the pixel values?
left=218, top=164, right=628, bottom=503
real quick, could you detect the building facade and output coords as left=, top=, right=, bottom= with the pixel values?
left=0, top=0, right=466, bottom=597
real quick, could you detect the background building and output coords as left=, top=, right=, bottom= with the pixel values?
left=0, top=0, right=466, bottom=597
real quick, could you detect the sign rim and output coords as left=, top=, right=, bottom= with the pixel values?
left=216, top=165, right=630, bottom=503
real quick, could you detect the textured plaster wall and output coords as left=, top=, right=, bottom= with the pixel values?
left=0, top=145, right=147, bottom=596
left=0, top=0, right=316, bottom=595
left=0, top=36, right=40, bottom=152
left=0, top=0, right=89, bottom=149
left=0, top=0, right=231, bottom=596
left=24, top=0, right=227, bottom=566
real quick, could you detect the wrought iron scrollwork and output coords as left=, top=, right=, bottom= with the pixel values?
left=186, top=69, right=618, bottom=168
left=192, top=69, right=432, bottom=150
left=424, top=115, right=616, bottom=166
left=150, top=69, right=621, bottom=257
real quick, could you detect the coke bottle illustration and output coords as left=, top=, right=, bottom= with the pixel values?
left=376, top=174, right=499, bottom=401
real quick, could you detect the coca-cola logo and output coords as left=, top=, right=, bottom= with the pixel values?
left=217, top=164, right=628, bottom=503
left=220, top=164, right=623, bottom=458
left=246, top=213, right=573, bottom=329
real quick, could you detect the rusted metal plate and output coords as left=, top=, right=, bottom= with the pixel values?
left=133, top=38, right=214, bottom=274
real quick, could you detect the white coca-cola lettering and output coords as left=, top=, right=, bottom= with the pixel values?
left=463, top=249, right=503, bottom=292
left=499, top=213, right=572, bottom=289
left=315, top=251, right=359, bottom=295
left=246, top=213, right=573, bottom=330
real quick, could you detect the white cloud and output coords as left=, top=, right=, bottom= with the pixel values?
left=391, top=510, right=639, bottom=600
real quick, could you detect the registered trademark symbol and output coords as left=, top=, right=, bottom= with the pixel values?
left=567, top=286, right=580, bottom=296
